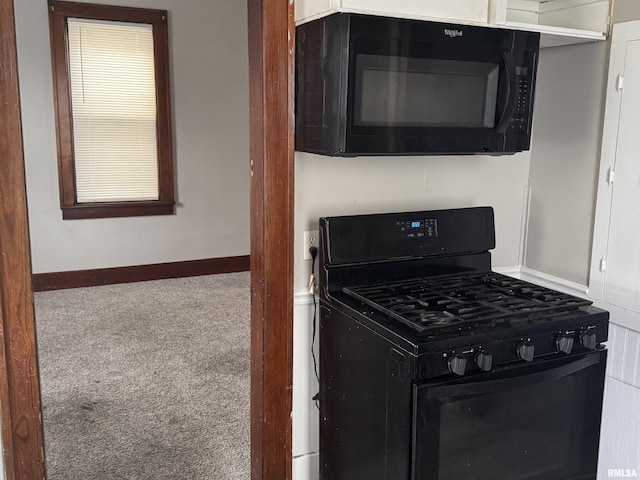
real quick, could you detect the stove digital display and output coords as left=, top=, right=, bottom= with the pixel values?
left=398, top=218, right=438, bottom=239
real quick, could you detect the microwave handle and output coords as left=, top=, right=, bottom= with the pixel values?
left=496, top=52, right=518, bottom=134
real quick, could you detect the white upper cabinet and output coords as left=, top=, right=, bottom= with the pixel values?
left=295, top=0, right=492, bottom=27
left=495, top=0, right=612, bottom=47
left=295, top=0, right=613, bottom=48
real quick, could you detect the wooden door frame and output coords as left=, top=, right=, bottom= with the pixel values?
left=248, top=0, right=295, bottom=479
left=0, top=0, right=294, bottom=478
left=0, top=0, right=47, bottom=478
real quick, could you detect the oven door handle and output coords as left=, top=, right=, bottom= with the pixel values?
left=426, top=353, right=601, bottom=400
left=495, top=51, right=517, bottom=134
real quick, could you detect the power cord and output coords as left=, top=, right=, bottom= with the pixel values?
left=309, top=246, right=320, bottom=410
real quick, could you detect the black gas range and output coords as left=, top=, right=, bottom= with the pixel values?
left=318, top=207, right=608, bottom=480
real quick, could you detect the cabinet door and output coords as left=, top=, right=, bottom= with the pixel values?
left=591, top=21, right=640, bottom=319
left=341, top=0, right=490, bottom=24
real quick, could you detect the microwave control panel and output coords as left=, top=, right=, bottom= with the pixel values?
left=511, top=67, right=533, bottom=135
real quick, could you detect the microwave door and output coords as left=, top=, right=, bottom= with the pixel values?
left=353, top=55, right=504, bottom=130
left=495, top=52, right=518, bottom=134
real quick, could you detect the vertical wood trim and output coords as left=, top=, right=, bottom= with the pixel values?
left=248, top=0, right=294, bottom=478
left=153, top=11, right=175, bottom=204
left=0, top=0, right=47, bottom=478
left=0, top=299, right=16, bottom=480
left=48, top=5, right=77, bottom=207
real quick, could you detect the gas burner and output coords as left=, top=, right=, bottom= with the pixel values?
left=343, top=272, right=593, bottom=333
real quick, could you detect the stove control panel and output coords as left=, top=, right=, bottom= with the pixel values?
left=321, top=207, right=495, bottom=265
left=397, top=218, right=438, bottom=239
left=443, top=348, right=494, bottom=376
left=423, top=321, right=608, bottom=379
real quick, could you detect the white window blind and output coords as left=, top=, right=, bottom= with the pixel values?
left=68, top=19, right=159, bottom=203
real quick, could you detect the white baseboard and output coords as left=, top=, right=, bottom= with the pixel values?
left=515, top=267, right=589, bottom=299
left=295, top=289, right=314, bottom=304
left=293, top=453, right=319, bottom=480
left=492, top=266, right=522, bottom=277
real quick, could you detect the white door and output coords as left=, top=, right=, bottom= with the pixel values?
left=603, top=39, right=640, bottom=311
left=590, top=20, right=640, bottom=324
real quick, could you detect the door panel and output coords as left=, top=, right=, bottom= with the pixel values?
left=604, top=39, right=640, bottom=313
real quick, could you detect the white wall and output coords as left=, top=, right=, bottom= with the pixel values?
left=294, top=152, right=531, bottom=289
left=293, top=294, right=319, bottom=479
left=525, top=40, right=609, bottom=285
left=14, top=0, right=250, bottom=274
left=599, top=378, right=640, bottom=478
left=597, top=324, right=640, bottom=478
left=593, top=9, right=640, bottom=476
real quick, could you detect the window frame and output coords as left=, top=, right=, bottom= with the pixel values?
left=48, top=0, right=175, bottom=220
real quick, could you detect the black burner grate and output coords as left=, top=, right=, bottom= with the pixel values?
left=342, top=272, right=593, bottom=332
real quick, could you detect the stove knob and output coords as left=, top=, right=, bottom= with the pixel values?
left=580, top=331, right=598, bottom=350
left=475, top=352, right=493, bottom=372
left=556, top=333, right=574, bottom=354
left=517, top=342, right=535, bottom=362
left=448, top=355, right=467, bottom=376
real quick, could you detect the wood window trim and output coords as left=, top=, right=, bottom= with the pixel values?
left=48, top=0, right=175, bottom=220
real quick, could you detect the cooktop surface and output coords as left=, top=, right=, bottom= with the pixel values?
left=342, top=271, right=594, bottom=334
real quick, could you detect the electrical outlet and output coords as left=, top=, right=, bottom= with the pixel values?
left=303, top=230, right=319, bottom=260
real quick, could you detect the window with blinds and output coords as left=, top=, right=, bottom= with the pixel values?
left=49, top=2, right=174, bottom=220
left=68, top=19, right=159, bottom=203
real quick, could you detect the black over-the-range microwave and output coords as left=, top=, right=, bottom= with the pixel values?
left=295, top=14, right=540, bottom=156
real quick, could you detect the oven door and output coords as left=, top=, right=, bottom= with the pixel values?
left=412, top=350, right=606, bottom=480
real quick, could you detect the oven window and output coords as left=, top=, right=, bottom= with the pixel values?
left=354, top=55, right=499, bottom=128
left=412, top=352, right=606, bottom=480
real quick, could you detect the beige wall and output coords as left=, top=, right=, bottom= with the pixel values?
left=524, top=41, right=609, bottom=284
left=614, top=0, right=640, bottom=23
left=15, top=0, right=250, bottom=273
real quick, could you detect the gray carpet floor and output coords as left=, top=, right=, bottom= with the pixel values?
left=34, top=272, right=251, bottom=480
